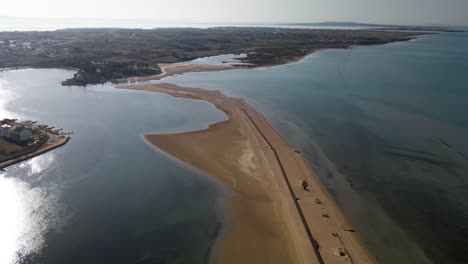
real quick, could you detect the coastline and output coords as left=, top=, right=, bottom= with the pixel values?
left=0, top=135, right=70, bottom=170
left=140, top=133, right=235, bottom=264
left=123, top=63, right=235, bottom=82
left=120, top=35, right=421, bottom=83
left=121, top=48, right=326, bottom=83
left=116, top=83, right=376, bottom=264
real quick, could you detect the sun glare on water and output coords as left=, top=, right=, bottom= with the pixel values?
left=0, top=177, right=26, bottom=263
left=0, top=155, right=64, bottom=264
left=0, top=80, right=63, bottom=262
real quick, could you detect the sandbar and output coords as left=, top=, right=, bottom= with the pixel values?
left=116, top=83, right=376, bottom=264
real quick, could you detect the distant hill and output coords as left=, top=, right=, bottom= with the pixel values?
left=280, top=22, right=464, bottom=32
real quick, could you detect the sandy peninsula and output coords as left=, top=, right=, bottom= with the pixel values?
left=125, top=63, right=234, bottom=82
left=117, top=83, right=376, bottom=264
left=122, top=43, right=386, bottom=83
left=124, top=48, right=319, bottom=83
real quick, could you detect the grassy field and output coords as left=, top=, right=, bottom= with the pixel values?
left=0, top=137, right=26, bottom=159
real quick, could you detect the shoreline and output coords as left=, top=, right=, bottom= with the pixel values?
left=117, top=83, right=376, bottom=264
left=0, top=27, right=426, bottom=86
left=0, top=134, right=70, bottom=170
left=140, top=133, right=234, bottom=264
left=120, top=48, right=333, bottom=83
left=122, top=63, right=235, bottom=82
left=120, top=35, right=422, bottom=83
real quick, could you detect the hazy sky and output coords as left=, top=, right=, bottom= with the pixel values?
left=1, top=0, right=467, bottom=25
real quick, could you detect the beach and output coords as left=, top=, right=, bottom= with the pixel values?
left=124, top=48, right=330, bottom=82
left=125, top=63, right=234, bottom=82
left=117, top=83, right=376, bottom=264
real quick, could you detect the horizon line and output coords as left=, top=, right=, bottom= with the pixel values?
left=0, top=16, right=463, bottom=27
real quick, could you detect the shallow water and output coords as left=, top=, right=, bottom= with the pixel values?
left=159, top=31, right=468, bottom=264
left=0, top=69, right=227, bottom=264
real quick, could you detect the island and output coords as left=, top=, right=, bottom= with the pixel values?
left=0, top=119, right=70, bottom=170
left=117, top=83, right=375, bottom=264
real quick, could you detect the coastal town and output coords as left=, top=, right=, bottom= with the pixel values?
left=0, top=118, right=70, bottom=170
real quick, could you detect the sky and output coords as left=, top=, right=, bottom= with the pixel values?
left=1, top=0, right=467, bottom=26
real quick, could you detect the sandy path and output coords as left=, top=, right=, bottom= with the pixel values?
left=116, top=83, right=376, bottom=264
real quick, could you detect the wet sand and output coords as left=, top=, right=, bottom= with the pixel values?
left=116, top=83, right=376, bottom=264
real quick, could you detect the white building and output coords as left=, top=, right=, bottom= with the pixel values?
left=0, top=124, right=12, bottom=137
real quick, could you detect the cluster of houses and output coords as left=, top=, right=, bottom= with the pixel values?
left=0, top=119, right=33, bottom=144
left=0, top=39, right=55, bottom=57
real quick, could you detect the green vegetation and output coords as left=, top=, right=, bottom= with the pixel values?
left=0, top=137, right=26, bottom=159
left=61, top=62, right=161, bottom=86
left=0, top=27, right=421, bottom=86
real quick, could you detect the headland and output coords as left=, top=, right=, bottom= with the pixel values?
left=0, top=119, right=71, bottom=170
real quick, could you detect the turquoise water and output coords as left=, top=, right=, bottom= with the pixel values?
left=158, top=31, right=468, bottom=264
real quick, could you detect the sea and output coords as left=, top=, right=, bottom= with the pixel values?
left=1, top=24, right=467, bottom=264
left=0, top=17, right=368, bottom=31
